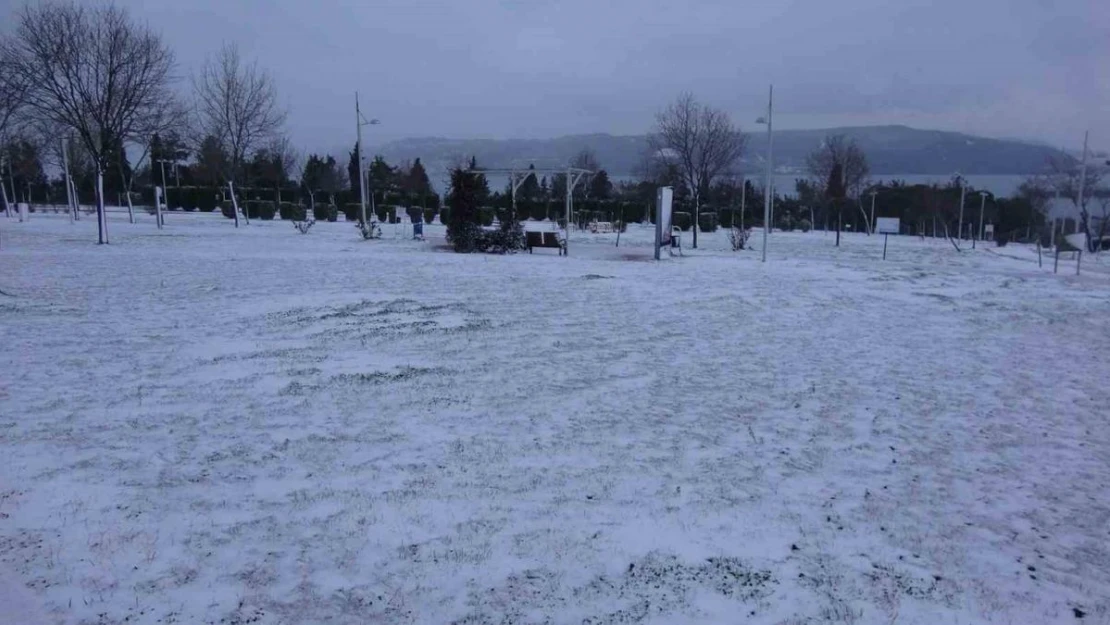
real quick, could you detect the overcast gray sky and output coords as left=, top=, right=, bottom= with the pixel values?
left=12, top=0, right=1108, bottom=154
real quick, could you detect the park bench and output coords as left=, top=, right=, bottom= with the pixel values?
left=526, top=231, right=565, bottom=256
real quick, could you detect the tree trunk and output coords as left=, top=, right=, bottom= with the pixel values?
left=692, top=195, right=699, bottom=249
left=0, top=177, right=10, bottom=218
left=229, top=181, right=240, bottom=228
left=835, top=207, right=841, bottom=247
left=96, top=170, right=108, bottom=244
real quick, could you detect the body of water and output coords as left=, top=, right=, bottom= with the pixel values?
left=472, top=173, right=1026, bottom=199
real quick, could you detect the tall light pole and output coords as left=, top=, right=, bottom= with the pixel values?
left=757, top=84, right=773, bottom=263
left=956, top=174, right=966, bottom=243
left=974, top=191, right=988, bottom=249
left=355, top=92, right=380, bottom=226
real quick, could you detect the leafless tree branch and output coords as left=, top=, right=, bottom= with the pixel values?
left=192, top=43, right=285, bottom=184
left=649, top=92, right=746, bottom=248
left=4, top=1, right=178, bottom=242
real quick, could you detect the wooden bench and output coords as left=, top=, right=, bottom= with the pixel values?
left=526, top=231, right=565, bottom=256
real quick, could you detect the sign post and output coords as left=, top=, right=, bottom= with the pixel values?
left=655, top=186, right=673, bottom=261
left=875, top=217, right=900, bottom=261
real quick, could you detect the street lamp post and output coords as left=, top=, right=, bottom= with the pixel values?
left=355, top=92, right=380, bottom=227
left=757, top=84, right=773, bottom=263
left=956, top=174, right=966, bottom=244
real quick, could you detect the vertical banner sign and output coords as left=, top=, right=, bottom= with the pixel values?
left=655, top=186, right=673, bottom=260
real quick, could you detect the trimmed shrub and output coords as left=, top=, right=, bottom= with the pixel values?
left=374, top=205, right=398, bottom=223
left=245, top=200, right=262, bottom=219
left=673, top=211, right=692, bottom=231
left=327, top=206, right=338, bottom=222
left=282, top=204, right=307, bottom=221
left=405, top=206, right=422, bottom=223
left=220, top=201, right=235, bottom=219
left=313, top=204, right=330, bottom=221
left=799, top=218, right=812, bottom=232
left=342, top=203, right=360, bottom=222
left=719, top=209, right=734, bottom=229
left=438, top=208, right=450, bottom=225
left=698, top=212, right=719, bottom=233
left=622, top=203, right=645, bottom=224
left=259, top=202, right=277, bottom=220
left=423, top=208, right=437, bottom=224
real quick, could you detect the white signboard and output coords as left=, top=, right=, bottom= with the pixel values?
left=984, top=224, right=994, bottom=237
left=657, top=186, right=673, bottom=244
left=876, top=217, right=900, bottom=234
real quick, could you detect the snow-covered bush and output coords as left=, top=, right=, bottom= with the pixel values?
left=673, top=211, right=692, bottom=231
left=728, top=227, right=750, bottom=251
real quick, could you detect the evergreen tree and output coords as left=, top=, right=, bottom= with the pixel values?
left=347, top=143, right=361, bottom=196
left=519, top=163, right=540, bottom=201
left=446, top=166, right=482, bottom=252
left=467, top=156, right=490, bottom=204
left=368, top=155, right=397, bottom=204
left=589, top=169, right=613, bottom=200
left=195, top=135, right=228, bottom=188
left=402, top=157, right=434, bottom=206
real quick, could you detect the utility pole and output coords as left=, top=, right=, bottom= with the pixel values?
left=356, top=92, right=367, bottom=226
left=355, top=92, right=380, bottom=228
left=759, top=85, right=774, bottom=263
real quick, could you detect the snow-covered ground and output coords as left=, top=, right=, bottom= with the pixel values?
left=2, top=213, right=1109, bottom=625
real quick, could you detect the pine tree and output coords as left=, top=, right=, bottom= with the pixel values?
left=589, top=169, right=613, bottom=200
left=347, top=144, right=361, bottom=196
left=447, top=166, right=482, bottom=252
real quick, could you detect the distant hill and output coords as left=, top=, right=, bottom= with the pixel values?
left=374, top=125, right=1068, bottom=178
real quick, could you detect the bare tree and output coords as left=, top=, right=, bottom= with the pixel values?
left=806, top=135, right=871, bottom=244
left=4, top=2, right=177, bottom=244
left=650, top=93, right=746, bottom=248
left=1, top=36, right=31, bottom=217
left=1030, top=155, right=1108, bottom=251
left=193, top=43, right=285, bottom=227
left=265, top=136, right=300, bottom=205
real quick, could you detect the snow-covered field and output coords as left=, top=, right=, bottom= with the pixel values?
left=2, top=213, right=1109, bottom=625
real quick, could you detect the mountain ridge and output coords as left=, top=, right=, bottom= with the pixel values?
left=371, top=125, right=1068, bottom=177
